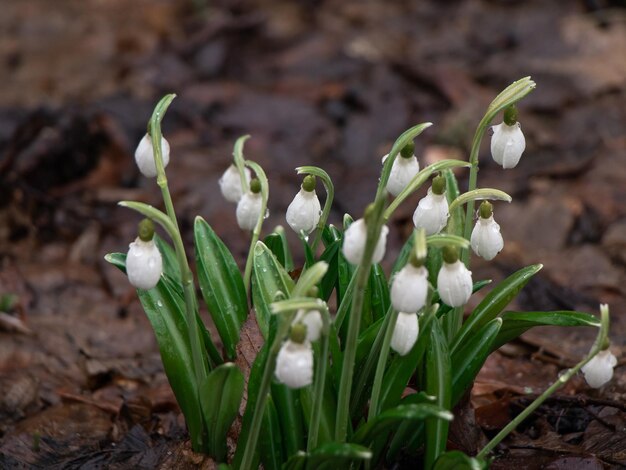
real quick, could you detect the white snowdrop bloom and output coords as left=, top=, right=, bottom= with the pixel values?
left=390, top=312, right=419, bottom=356
left=236, top=191, right=263, bottom=231
left=342, top=219, right=389, bottom=265
left=219, top=164, right=251, bottom=203
left=412, top=188, right=449, bottom=235
left=471, top=215, right=504, bottom=261
left=134, top=133, right=170, bottom=178
left=286, top=189, right=321, bottom=235
left=490, top=122, right=526, bottom=169
left=384, top=153, right=420, bottom=197
left=275, top=340, right=314, bottom=389
left=437, top=260, right=473, bottom=307
left=126, top=237, right=163, bottom=290
left=582, top=349, right=617, bottom=389
left=294, top=309, right=323, bottom=342
left=390, top=263, right=428, bottom=313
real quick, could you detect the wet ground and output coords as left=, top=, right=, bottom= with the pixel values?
left=0, top=0, right=625, bottom=468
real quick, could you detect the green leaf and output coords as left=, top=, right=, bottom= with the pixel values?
left=154, top=234, right=182, bottom=283
left=264, top=227, right=295, bottom=272
left=194, top=217, right=248, bottom=360
left=319, top=239, right=340, bottom=301
left=293, top=261, right=328, bottom=297
left=434, top=451, right=488, bottom=470
left=300, top=231, right=316, bottom=268
left=368, top=264, right=389, bottom=323
left=199, top=363, right=244, bottom=461
left=321, top=224, right=341, bottom=248
left=259, top=396, right=284, bottom=470
left=451, top=264, right=542, bottom=354
left=300, top=377, right=336, bottom=446
left=283, top=452, right=307, bottom=470
left=305, top=442, right=372, bottom=470
left=492, top=310, right=599, bottom=351
left=434, top=280, right=493, bottom=318
left=442, top=169, right=463, bottom=237
left=252, top=241, right=295, bottom=338
left=424, top=320, right=451, bottom=470
left=451, top=318, right=502, bottom=406
left=271, top=383, right=305, bottom=458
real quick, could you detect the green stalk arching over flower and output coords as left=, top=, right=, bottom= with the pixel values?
left=296, top=166, right=335, bottom=253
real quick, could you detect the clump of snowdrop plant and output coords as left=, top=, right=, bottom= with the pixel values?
left=106, top=79, right=614, bottom=470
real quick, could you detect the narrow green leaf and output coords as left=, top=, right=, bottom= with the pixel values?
left=434, top=280, right=492, bottom=318
left=306, top=442, right=372, bottom=470
left=434, top=451, right=488, bottom=470
left=300, top=377, right=336, bottom=446
left=154, top=234, right=182, bottom=283
left=259, top=396, right=284, bottom=470
left=264, top=226, right=295, bottom=272
left=442, top=169, right=464, bottom=237
left=368, top=264, right=389, bottom=322
left=272, top=383, right=306, bottom=458
left=293, top=261, right=328, bottom=297
left=319, top=239, right=340, bottom=301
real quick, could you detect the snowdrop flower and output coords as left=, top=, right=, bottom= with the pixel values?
left=413, top=175, right=449, bottom=235
left=126, top=219, right=162, bottom=290
left=275, top=324, right=314, bottom=389
left=390, top=260, right=428, bottom=313
left=286, top=175, right=321, bottom=235
left=219, top=164, right=251, bottom=203
left=437, top=247, right=473, bottom=307
left=582, top=349, right=617, bottom=389
left=471, top=201, right=504, bottom=261
left=384, top=142, right=420, bottom=197
left=491, top=105, right=526, bottom=169
left=236, top=178, right=264, bottom=231
left=342, top=218, right=389, bottom=265
left=134, top=133, right=170, bottom=178
left=390, top=312, right=419, bottom=356
left=293, top=309, right=323, bottom=342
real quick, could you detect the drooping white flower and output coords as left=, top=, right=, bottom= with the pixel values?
left=437, top=260, right=473, bottom=307
left=582, top=349, right=617, bottom=388
left=490, top=122, right=525, bottom=169
left=126, top=237, right=163, bottom=290
left=219, top=164, right=251, bottom=203
left=390, top=312, right=419, bottom=356
left=293, top=309, right=323, bottom=342
left=286, top=189, right=321, bottom=235
left=390, top=263, right=428, bottom=313
left=275, top=340, right=314, bottom=389
left=236, top=191, right=263, bottom=231
left=384, top=153, right=420, bottom=197
left=134, top=133, right=170, bottom=178
left=342, top=218, right=389, bottom=265
left=412, top=188, right=449, bottom=235
left=471, top=215, right=504, bottom=261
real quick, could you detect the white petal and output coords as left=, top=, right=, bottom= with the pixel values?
left=134, top=134, right=170, bottom=178
left=490, top=123, right=525, bottom=169
left=386, top=155, right=420, bottom=197
left=275, top=340, right=314, bottom=389
left=286, top=189, right=322, bottom=235
left=582, top=350, right=617, bottom=388
left=294, top=309, right=323, bottom=342
left=412, top=188, right=449, bottom=235
left=219, top=164, right=251, bottom=203
left=126, top=238, right=163, bottom=290
left=372, top=225, right=389, bottom=264
left=342, top=219, right=388, bottom=265
left=390, top=264, right=428, bottom=313
left=437, top=260, right=473, bottom=307
left=470, top=215, right=504, bottom=261
left=236, top=192, right=263, bottom=231
left=390, top=312, right=419, bottom=356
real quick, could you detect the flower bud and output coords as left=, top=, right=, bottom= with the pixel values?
left=490, top=122, right=525, bottom=169
left=342, top=218, right=389, bottom=265
left=294, top=309, right=323, bottom=342
left=286, top=186, right=321, bottom=235
left=383, top=151, right=420, bottom=197
left=126, top=237, right=163, bottom=290
left=437, top=260, right=473, bottom=307
left=219, top=164, right=251, bottom=203
left=275, top=340, right=314, bottom=389
left=134, top=133, right=170, bottom=178
left=470, top=203, right=504, bottom=261
left=412, top=187, right=449, bottom=235
left=390, top=264, right=428, bottom=313
left=390, top=312, right=419, bottom=356
left=581, top=349, right=617, bottom=388
left=236, top=189, right=263, bottom=231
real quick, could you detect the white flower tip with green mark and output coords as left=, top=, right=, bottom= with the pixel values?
left=275, top=339, right=314, bottom=389
left=134, top=133, right=170, bottom=178
left=294, top=309, right=323, bottom=342
left=219, top=164, right=251, bottom=203
left=437, top=260, right=473, bottom=307
left=390, top=312, right=419, bottom=356
left=236, top=191, right=263, bottom=231
left=126, top=237, right=163, bottom=290
left=286, top=189, right=321, bottom=235
left=341, top=219, right=389, bottom=265
left=491, top=122, right=525, bottom=169
left=471, top=215, right=504, bottom=261
left=412, top=188, right=449, bottom=235
left=582, top=349, right=617, bottom=388
left=390, top=264, right=428, bottom=313
left=383, top=153, right=420, bottom=197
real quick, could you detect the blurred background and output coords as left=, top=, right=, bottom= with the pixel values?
left=0, top=0, right=625, bottom=467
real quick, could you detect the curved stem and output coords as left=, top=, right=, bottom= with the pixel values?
left=243, top=160, right=269, bottom=296
left=297, top=166, right=334, bottom=254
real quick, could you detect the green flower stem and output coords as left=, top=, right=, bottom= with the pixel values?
left=296, top=166, right=334, bottom=254
left=308, top=305, right=331, bottom=452
left=368, top=308, right=399, bottom=420
left=233, top=135, right=251, bottom=194
left=149, top=95, right=211, bottom=390
left=243, top=160, right=269, bottom=296
left=448, top=188, right=512, bottom=214
left=476, top=304, right=610, bottom=459
left=333, top=269, right=357, bottom=330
